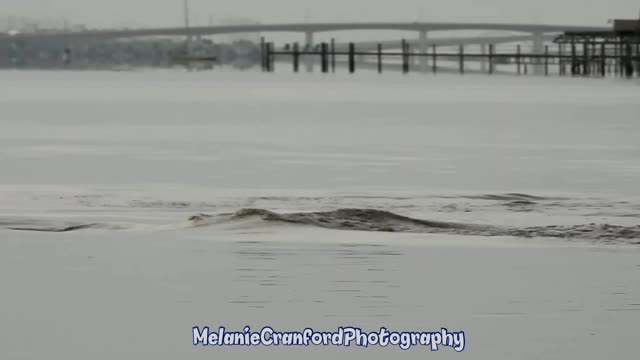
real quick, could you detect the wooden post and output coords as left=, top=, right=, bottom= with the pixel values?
left=348, top=43, right=355, bottom=74
left=330, top=38, right=336, bottom=73
left=605, top=42, right=612, bottom=75
left=269, top=42, right=275, bottom=72
left=401, top=39, right=408, bottom=74
left=544, top=45, right=549, bottom=76
left=459, top=45, right=464, bottom=74
left=517, top=44, right=522, bottom=75
left=620, top=40, right=625, bottom=77
left=591, top=42, right=597, bottom=75
left=260, top=37, right=266, bottom=71
left=432, top=45, right=437, bottom=74
left=600, top=42, right=606, bottom=77
left=264, top=42, right=271, bottom=72
left=625, top=42, right=634, bottom=78
left=620, top=40, right=624, bottom=77
left=636, top=44, right=640, bottom=76
left=558, top=43, right=564, bottom=75
left=488, top=44, right=494, bottom=74
left=621, top=40, right=626, bottom=77
left=615, top=39, right=621, bottom=77
left=377, top=43, right=383, bottom=74
left=321, top=43, right=328, bottom=73
left=405, top=43, right=411, bottom=73
left=293, top=42, right=300, bottom=73
left=607, top=43, right=612, bottom=75
left=571, top=40, right=577, bottom=75
left=582, top=42, right=589, bottom=76
left=264, top=42, right=269, bottom=72
left=612, top=40, right=617, bottom=76
left=636, top=43, right=640, bottom=77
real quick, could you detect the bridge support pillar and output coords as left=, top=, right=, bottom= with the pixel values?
left=532, top=31, right=544, bottom=76
left=305, top=31, right=314, bottom=72
left=418, top=30, right=428, bottom=73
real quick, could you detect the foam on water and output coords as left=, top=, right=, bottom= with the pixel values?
left=2, top=197, right=638, bottom=244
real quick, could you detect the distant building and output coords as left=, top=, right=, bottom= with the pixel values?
left=613, top=19, right=640, bottom=35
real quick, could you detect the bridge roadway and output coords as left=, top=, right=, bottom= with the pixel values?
left=1, top=22, right=607, bottom=42
left=327, top=34, right=558, bottom=52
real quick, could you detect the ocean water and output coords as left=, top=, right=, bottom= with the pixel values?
left=1, top=70, right=639, bottom=359
left=0, top=70, right=639, bottom=242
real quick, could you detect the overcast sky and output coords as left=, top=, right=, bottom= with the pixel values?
left=2, top=0, right=638, bottom=28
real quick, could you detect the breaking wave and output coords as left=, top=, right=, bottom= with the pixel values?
left=191, top=208, right=483, bottom=233
left=2, top=208, right=639, bottom=244
left=189, top=208, right=640, bottom=243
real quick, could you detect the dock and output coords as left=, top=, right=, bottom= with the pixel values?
left=259, top=19, right=640, bottom=78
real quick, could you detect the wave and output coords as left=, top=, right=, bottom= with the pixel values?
left=449, top=193, right=552, bottom=201
left=230, top=208, right=481, bottom=232
left=7, top=224, right=102, bottom=232
left=0, top=219, right=123, bottom=233
left=3, top=208, right=638, bottom=244
left=190, top=208, right=640, bottom=243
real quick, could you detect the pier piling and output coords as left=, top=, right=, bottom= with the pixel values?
left=615, top=42, right=621, bottom=76
left=321, top=43, right=329, bottom=73
left=331, top=38, right=336, bottom=73
left=544, top=45, right=550, bottom=76
left=377, top=44, right=383, bottom=74
left=459, top=45, right=465, bottom=74
left=269, top=42, right=275, bottom=72
left=517, top=45, right=522, bottom=75
left=432, top=45, right=437, bottom=74
left=571, top=41, right=578, bottom=75
left=582, top=42, right=589, bottom=76
left=401, top=39, right=409, bottom=74
left=625, top=42, right=634, bottom=78
left=260, top=32, right=636, bottom=79
left=488, top=44, right=494, bottom=74
left=558, top=43, right=565, bottom=75
left=293, top=42, right=299, bottom=73
left=260, top=37, right=266, bottom=71
left=600, top=43, right=606, bottom=77
left=264, top=42, right=272, bottom=72
left=636, top=44, right=640, bottom=77
left=348, top=43, right=355, bottom=74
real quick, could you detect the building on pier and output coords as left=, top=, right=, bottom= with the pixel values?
left=554, top=19, right=639, bottom=77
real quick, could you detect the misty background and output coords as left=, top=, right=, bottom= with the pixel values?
left=2, top=0, right=639, bottom=70
left=2, top=0, right=639, bottom=29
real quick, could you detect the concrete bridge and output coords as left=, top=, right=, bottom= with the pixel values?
left=331, top=34, right=558, bottom=51
left=1, top=22, right=606, bottom=42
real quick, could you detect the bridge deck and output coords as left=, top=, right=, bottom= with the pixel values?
left=1, top=22, right=609, bottom=42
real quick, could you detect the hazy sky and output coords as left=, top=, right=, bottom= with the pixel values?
left=2, top=0, right=639, bottom=28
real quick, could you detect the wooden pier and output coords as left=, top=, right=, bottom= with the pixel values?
left=259, top=28, right=640, bottom=78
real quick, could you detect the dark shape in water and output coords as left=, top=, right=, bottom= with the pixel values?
left=191, top=208, right=640, bottom=242
left=7, top=224, right=100, bottom=233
